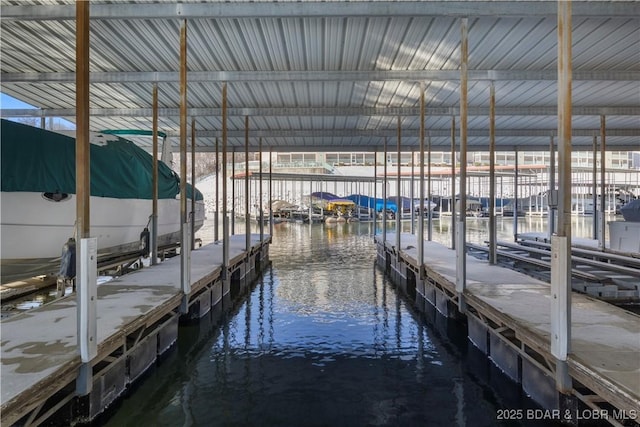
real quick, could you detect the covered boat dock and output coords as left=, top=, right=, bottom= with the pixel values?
left=1, top=1, right=639, bottom=425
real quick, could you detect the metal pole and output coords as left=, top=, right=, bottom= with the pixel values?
left=245, top=116, right=250, bottom=251
left=396, top=116, right=401, bottom=256
left=456, top=17, right=468, bottom=305
left=418, top=82, right=425, bottom=274
left=599, top=115, right=606, bottom=250
left=489, top=82, right=497, bottom=264
left=151, top=84, right=159, bottom=264
left=551, top=0, right=573, bottom=394
left=451, top=116, right=456, bottom=249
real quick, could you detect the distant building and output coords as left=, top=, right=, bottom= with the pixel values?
left=275, top=150, right=638, bottom=170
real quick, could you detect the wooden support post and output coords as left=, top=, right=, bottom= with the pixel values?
left=75, top=0, right=95, bottom=396
left=259, top=137, right=263, bottom=241
left=489, top=82, right=497, bottom=264
left=599, top=115, right=606, bottom=250
left=418, top=82, right=425, bottom=275
left=373, top=150, right=377, bottom=240
left=151, top=84, right=159, bottom=265
left=269, top=148, right=274, bottom=237
left=215, top=137, right=219, bottom=242
left=245, top=116, right=251, bottom=251
left=549, top=135, right=556, bottom=238
left=383, top=137, right=388, bottom=246
left=514, top=148, right=519, bottom=240
left=396, top=116, right=401, bottom=257
left=410, top=149, right=415, bottom=235
left=552, top=0, right=573, bottom=394
left=456, top=17, right=468, bottom=308
left=232, top=150, right=235, bottom=235
left=191, top=117, right=196, bottom=250
left=427, top=132, right=433, bottom=242
left=222, top=83, right=229, bottom=279
left=450, top=116, right=456, bottom=249
left=592, top=135, right=598, bottom=240
left=179, top=20, right=191, bottom=301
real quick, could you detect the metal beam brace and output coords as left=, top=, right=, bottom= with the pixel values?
left=2, top=70, right=638, bottom=83
left=3, top=2, right=637, bottom=20
left=3, top=106, right=638, bottom=118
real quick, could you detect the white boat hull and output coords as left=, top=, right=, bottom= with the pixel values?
left=1, top=192, right=205, bottom=283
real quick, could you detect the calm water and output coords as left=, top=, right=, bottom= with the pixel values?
left=1, top=213, right=617, bottom=318
left=102, top=220, right=550, bottom=427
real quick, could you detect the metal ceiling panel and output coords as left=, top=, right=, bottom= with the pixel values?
left=1, top=1, right=638, bottom=153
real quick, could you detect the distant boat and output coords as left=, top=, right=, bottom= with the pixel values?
left=620, top=199, right=640, bottom=222
left=0, top=119, right=205, bottom=284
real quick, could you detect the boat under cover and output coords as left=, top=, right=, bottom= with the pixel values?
left=1, top=119, right=205, bottom=284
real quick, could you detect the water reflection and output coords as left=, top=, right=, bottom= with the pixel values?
left=104, top=223, right=541, bottom=427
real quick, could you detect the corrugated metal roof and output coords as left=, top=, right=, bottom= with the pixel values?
left=0, top=0, right=638, bottom=152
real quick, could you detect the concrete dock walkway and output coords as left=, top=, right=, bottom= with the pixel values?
left=1, top=234, right=269, bottom=426
left=377, top=232, right=639, bottom=418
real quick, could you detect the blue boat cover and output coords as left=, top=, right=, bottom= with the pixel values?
left=346, top=194, right=382, bottom=210
left=310, top=191, right=340, bottom=201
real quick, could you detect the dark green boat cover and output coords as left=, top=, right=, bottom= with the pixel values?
left=1, top=119, right=203, bottom=201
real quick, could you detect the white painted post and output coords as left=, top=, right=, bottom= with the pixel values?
left=78, top=237, right=98, bottom=363
left=182, top=224, right=191, bottom=296
left=550, top=235, right=569, bottom=360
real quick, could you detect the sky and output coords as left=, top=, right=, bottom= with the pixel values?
left=1, top=93, right=36, bottom=109
left=1, top=92, right=75, bottom=128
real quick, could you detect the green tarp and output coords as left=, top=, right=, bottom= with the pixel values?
left=1, top=119, right=202, bottom=201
